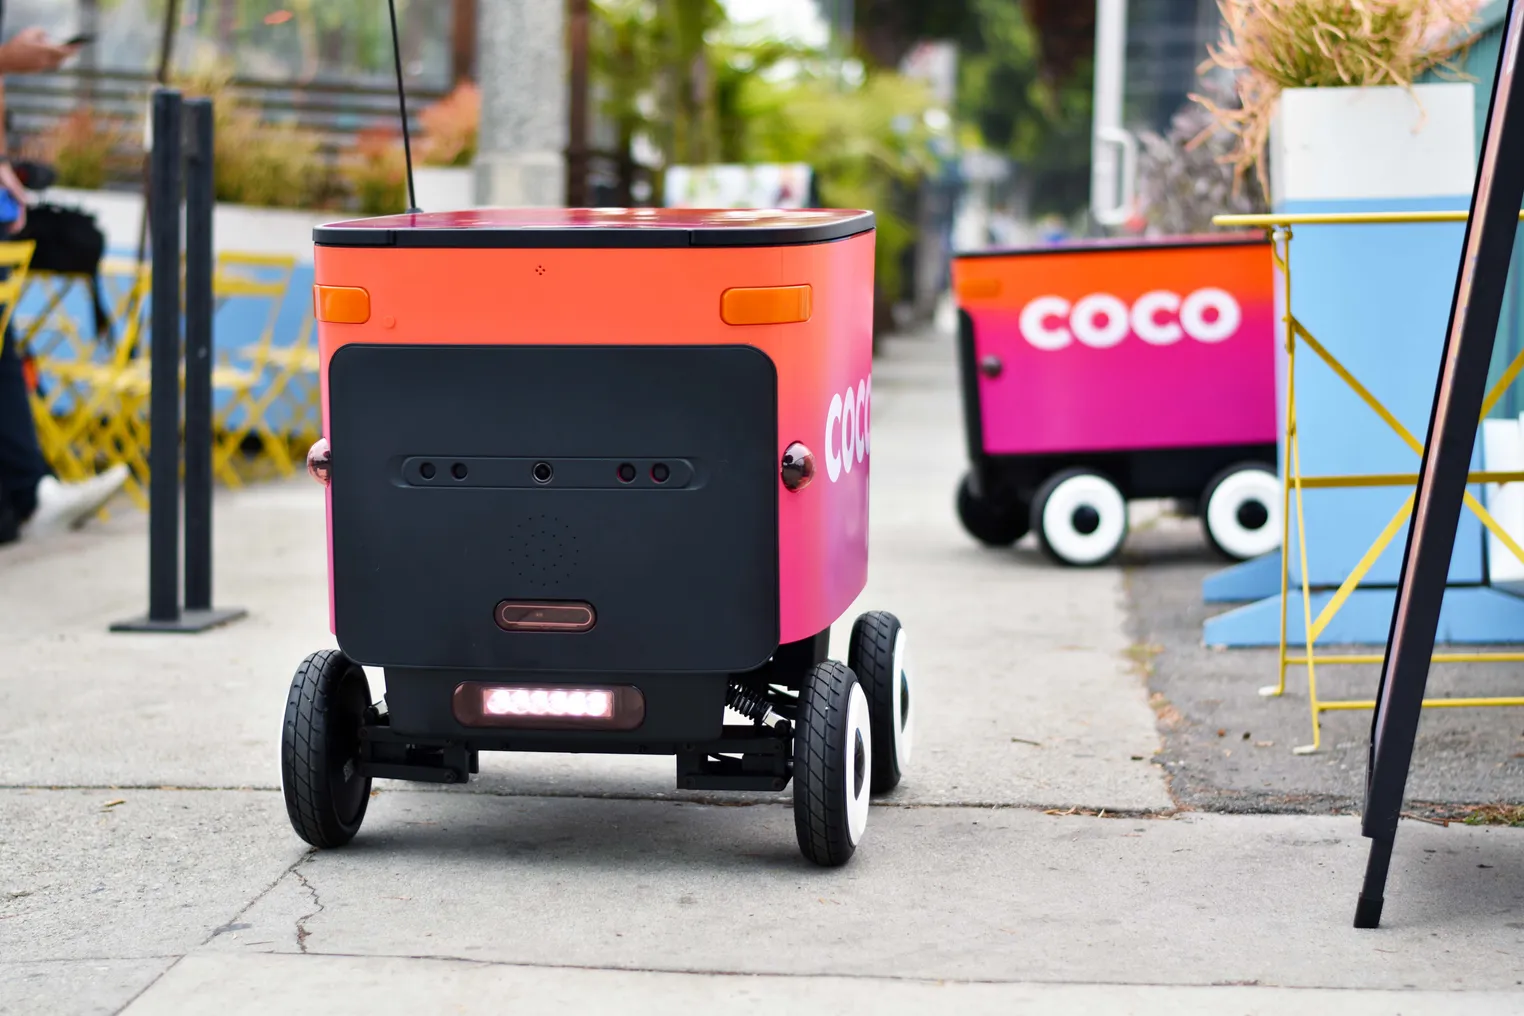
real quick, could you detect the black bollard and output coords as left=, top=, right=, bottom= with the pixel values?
left=113, top=90, right=245, bottom=634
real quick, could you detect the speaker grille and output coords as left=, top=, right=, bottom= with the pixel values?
left=505, top=513, right=580, bottom=582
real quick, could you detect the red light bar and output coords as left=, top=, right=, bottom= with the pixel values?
left=453, top=682, right=645, bottom=731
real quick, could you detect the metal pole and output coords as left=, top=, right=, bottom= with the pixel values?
left=1090, top=0, right=1132, bottom=227
left=112, top=93, right=246, bottom=635
left=183, top=98, right=214, bottom=613
left=134, top=0, right=183, bottom=273
left=146, top=88, right=183, bottom=625
left=567, top=0, right=589, bottom=206
left=1356, top=0, right=1524, bottom=930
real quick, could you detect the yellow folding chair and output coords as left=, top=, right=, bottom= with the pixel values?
left=27, top=261, right=155, bottom=506
left=204, top=252, right=300, bottom=486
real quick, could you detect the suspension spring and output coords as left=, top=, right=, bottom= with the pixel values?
left=727, top=680, right=784, bottom=727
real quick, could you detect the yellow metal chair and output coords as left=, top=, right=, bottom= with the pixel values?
left=25, top=260, right=155, bottom=505
left=205, top=252, right=301, bottom=486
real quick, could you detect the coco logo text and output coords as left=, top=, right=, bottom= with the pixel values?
left=1019, top=288, right=1242, bottom=351
left=824, top=378, right=871, bottom=483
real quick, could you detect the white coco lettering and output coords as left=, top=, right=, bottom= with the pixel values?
left=824, top=378, right=873, bottom=483
left=1018, top=288, right=1243, bottom=350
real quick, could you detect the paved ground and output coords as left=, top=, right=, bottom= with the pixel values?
left=3, top=325, right=1523, bottom=1014
left=1124, top=517, right=1524, bottom=814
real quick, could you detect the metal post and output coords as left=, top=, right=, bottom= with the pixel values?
left=1356, top=0, right=1524, bottom=929
left=1090, top=0, right=1134, bottom=227
left=147, top=89, right=182, bottom=625
left=112, top=92, right=246, bottom=634
left=566, top=0, right=590, bottom=207
left=183, top=99, right=214, bottom=613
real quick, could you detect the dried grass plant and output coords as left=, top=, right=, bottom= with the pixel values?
left=1191, top=0, right=1483, bottom=195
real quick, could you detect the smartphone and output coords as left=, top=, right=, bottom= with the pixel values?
left=63, top=33, right=95, bottom=46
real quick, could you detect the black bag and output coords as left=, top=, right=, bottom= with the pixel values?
left=11, top=201, right=113, bottom=343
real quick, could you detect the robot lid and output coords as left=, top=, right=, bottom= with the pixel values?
left=314, top=207, right=875, bottom=250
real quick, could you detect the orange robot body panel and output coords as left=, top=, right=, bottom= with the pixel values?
left=314, top=208, right=875, bottom=657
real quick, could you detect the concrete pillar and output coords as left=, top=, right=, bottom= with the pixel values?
left=474, top=0, right=567, bottom=206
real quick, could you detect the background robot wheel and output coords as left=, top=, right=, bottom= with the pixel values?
left=956, top=473, right=1030, bottom=547
left=1031, top=469, right=1129, bottom=567
left=1201, top=462, right=1282, bottom=561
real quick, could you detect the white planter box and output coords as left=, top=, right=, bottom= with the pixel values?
left=1268, top=83, right=1476, bottom=204
left=412, top=166, right=475, bottom=213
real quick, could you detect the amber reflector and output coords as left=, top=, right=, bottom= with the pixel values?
left=721, top=285, right=812, bottom=325
left=314, top=285, right=371, bottom=324
left=957, top=278, right=1001, bottom=300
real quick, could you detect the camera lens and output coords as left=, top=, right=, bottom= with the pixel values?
left=532, top=462, right=553, bottom=484
left=420, top=462, right=436, bottom=480
left=651, top=463, right=670, bottom=483
left=617, top=463, right=636, bottom=483
left=451, top=462, right=468, bottom=480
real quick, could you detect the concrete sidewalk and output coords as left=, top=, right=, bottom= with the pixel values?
left=2, top=327, right=1521, bottom=1014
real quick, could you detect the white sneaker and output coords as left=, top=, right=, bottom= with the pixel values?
left=25, top=465, right=131, bottom=535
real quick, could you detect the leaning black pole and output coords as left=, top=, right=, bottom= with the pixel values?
left=1355, top=0, right=1524, bottom=930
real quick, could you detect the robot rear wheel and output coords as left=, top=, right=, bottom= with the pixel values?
left=956, top=474, right=1030, bottom=546
left=848, top=611, right=912, bottom=794
left=281, top=649, right=373, bottom=848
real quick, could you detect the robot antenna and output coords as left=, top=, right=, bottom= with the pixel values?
left=386, top=0, right=420, bottom=213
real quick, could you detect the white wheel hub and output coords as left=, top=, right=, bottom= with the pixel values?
left=1206, top=467, right=1282, bottom=559
left=1040, top=473, right=1127, bottom=565
left=844, top=682, right=872, bottom=846
left=890, top=628, right=913, bottom=771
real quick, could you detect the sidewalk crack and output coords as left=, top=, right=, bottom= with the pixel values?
left=292, top=856, right=324, bottom=954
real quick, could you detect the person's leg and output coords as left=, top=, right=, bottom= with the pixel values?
left=0, top=320, right=50, bottom=521
left=0, top=321, right=129, bottom=537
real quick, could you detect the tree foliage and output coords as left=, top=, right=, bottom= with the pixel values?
left=855, top=0, right=1096, bottom=218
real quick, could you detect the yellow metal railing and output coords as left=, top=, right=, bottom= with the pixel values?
left=1213, top=210, right=1524, bottom=753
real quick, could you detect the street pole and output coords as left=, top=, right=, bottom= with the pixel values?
left=474, top=0, right=568, bottom=207
left=568, top=0, right=590, bottom=207
left=1090, top=0, right=1135, bottom=228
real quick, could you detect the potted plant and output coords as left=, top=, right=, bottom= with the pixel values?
left=414, top=82, right=480, bottom=212
left=1194, top=0, right=1482, bottom=206
left=1193, top=0, right=1514, bottom=649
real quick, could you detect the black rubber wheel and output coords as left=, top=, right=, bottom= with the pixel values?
left=792, top=660, right=873, bottom=867
left=956, top=474, right=1029, bottom=547
left=847, top=611, right=912, bottom=794
left=1030, top=468, right=1128, bottom=567
left=281, top=649, right=373, bottom=848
